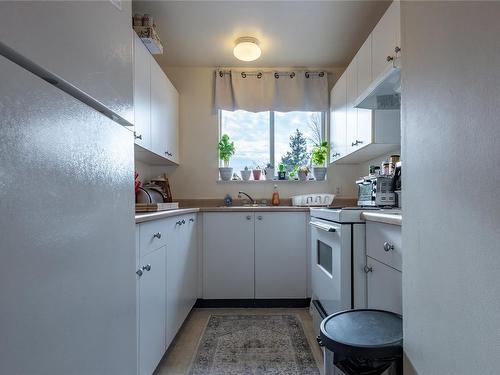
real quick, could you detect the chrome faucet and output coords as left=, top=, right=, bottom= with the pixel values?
left=238, top=191, right=256, bottom=205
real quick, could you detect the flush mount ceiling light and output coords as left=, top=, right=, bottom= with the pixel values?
left=233, top=37, right=261, bottom=62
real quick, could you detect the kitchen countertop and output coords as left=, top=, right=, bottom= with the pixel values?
left=361, top=210, right=402, bottom=226
left=135, top=206, right=310, bottom=223
left=135, top=208, right=200, bottom=223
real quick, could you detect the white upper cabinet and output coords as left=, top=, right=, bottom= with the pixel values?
left=371, top=1, right=401, bottom=81
left=254, top=213, right=307, bottom=299
left=150, top=60, right=179, bottom=164
left=134, top=34, right=151, bottom=149
left=0, top=2, right=134, bottom=123
left=330, top=72, right=347, bottom=161
left=329, top=1, right=401, bottom=164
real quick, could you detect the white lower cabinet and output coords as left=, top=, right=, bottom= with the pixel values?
left=203, top=212, right=308, bottom=299
left=255, top=213, right=307, bottom=298
left=203, top=213, right=255, bottom=299
left=366, top=256, right=402, bottom=315
left=136, top=214, right=197, bottom=375
left=365, top=221, right=402, bottom=315
left=138, top=246, right=166, bottom=375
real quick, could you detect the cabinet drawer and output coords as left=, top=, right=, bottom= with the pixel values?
left=366, top=256, right=402, bottom=315
left=139, top=220, right=167, bottom=257
left=366, top=221, right=402, bottom=271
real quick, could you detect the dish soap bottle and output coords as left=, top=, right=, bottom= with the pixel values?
left=271, top=185, right=280, bottom=206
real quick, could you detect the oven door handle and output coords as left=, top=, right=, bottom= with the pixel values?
left=310, top=221, right=337, bottom=232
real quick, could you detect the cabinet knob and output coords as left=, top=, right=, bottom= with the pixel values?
left=246, top=215, right=251, bottom=220
left=189, top=218, right=195, bottom=223
left=136, top=269, right=143, bottom=277
left=394, top=46, right=401, bottom=53
left=165, top=151, right=173, bottom=157
left=383, top=242, right=395, bottom=252
left=386, top=55, right=395, bottom=62
left=332, top=152, right=340, bottom=158
left=257, top=215, right=263, bottom=221
left=364, top=265, right=373, bottom=273
left=176, top=220, right=182, bottom=226
left=142, top=264, right=151, bottom=272
left=153, top=232, right=162, bottom=239
left=181, top=219, right=186, bottom=224
left=134, top=132, right=142, bottom=140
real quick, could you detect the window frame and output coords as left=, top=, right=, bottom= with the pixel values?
left=218, top=110, right=328, bottom=174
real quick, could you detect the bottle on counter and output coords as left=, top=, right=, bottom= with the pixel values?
left=271, top=185, right=280, bottom=206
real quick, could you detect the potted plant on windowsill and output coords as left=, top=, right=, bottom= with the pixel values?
left=218, top=134, right=235, bottom=181
left=264, top=163, right=275, bottom=180
left=311, top=141, right=329, bottom=181
left=241, top=166, right=251, bottom=181
left=252, top=165, right=262, bottom=180
left=298, top=166, right=310, bottom=181
left=277, top=163, right=287, bottom=180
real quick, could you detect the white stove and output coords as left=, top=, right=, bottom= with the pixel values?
left=310, top=206, right=380, bottom=223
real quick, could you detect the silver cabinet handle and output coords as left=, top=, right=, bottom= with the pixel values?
left=246, top=215, right=252, bottom=220
left=181, top=219, right=186, bottom=224
left=257, top=215, right=263, bottom=221
left=387, top=55, right=394, bottom=62
left=189, top=218, right=194, bottom=223
left=134, top=132, right=142, bottom=140
left=136, top=269, right=143, bottom=277
left=176, top=220, right=183, bottom=226
left=395, top=46, right=401, bottom=53
left=383, top=242, right=395, bottom=252
left=142, top=264, right=151, bottom=272
left=364, top=265, right=373, bottom=273
left=165, top=151, right=173, bottom=157
left=332, top=152, right=340, bottom=157
left=351, top=140, right=364, bottom=147
left=153, top=232, right=161, bottom=239
left=310, top=221, right=337, bottom=232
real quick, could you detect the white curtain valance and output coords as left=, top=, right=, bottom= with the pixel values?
left=214, top=69, right=329, bottom=112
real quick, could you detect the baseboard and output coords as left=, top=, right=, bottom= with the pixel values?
left=194, top=298, right=311, bottom=308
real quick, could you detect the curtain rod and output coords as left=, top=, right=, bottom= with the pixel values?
left=217, top=70, right=326, bottom=78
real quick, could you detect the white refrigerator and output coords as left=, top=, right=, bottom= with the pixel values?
left=0, top=43, right=137, bottom=374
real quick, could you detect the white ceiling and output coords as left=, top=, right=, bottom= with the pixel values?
left=132, top=1, right=391, bottom=68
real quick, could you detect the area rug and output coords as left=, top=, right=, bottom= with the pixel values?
left=188, top=314, right=320, bottom=375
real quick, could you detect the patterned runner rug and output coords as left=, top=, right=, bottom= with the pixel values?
left=188, top=314, right=320, bottom=375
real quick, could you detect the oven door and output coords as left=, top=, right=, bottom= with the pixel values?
left=310, top=218, right=352, bottom=316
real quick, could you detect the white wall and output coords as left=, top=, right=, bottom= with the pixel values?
left=143, top=66, right=364, bottom=200
left=401, top=2, right=500, bottom=374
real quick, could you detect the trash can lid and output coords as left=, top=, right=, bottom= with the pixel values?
left=320, top=309, right=403, bottom=359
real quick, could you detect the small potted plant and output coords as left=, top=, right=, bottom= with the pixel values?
left=298, top=166, right=310, bottom=181
left=278, top=163, right=287, bottom=180
left=264, top=163, right=275, bottom=180
left=241, top=166, right=251, bottom=181
left=311, top=141, right=329, bottom=181
left=252, top=165, right=262, bottom=180
left=218, top=134, right=235, bottom=181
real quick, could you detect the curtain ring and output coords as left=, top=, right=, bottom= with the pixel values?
left=305, top=72, right=310, bottom=78
left=241, top=72, right=247, bottom=78
left=257, top=72, right=262, bottom=79
left=290, top=72, right=295, bottom=79
left=274, top=72, right=279, bottom=79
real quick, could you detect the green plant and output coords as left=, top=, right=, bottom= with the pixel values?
left=278, top=163, right=286, bottom=173
left=311, top=141, right=329, bottom=166
left=218, top=134, right=235, bottom=167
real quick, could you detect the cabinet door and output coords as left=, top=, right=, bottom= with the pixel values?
left=166, top=215, right=197, bottom=348
left=345, top=63, right=358, bottom=153
left=366, top=256, right=402, bottom=315
left=330, top=72, right=347, bottom=161
left=133, top=34, right=151, bottom=149
left=164, top=78, right=179, bottom=163
left=366, top=222, right=402, bottom=271
left=371, top=1, right=401, bottom=81
left=203, top=213, right=255, bottom=299
left=255, top=213, right=307, bottom=298
left=139, top=246, right=166, bottom=375
left=356, top=35, right=372, bottom=98
left=150, top=60, right=179, bottom=163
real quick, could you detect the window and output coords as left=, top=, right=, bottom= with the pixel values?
left=219, top=110, right=326, bottom=178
